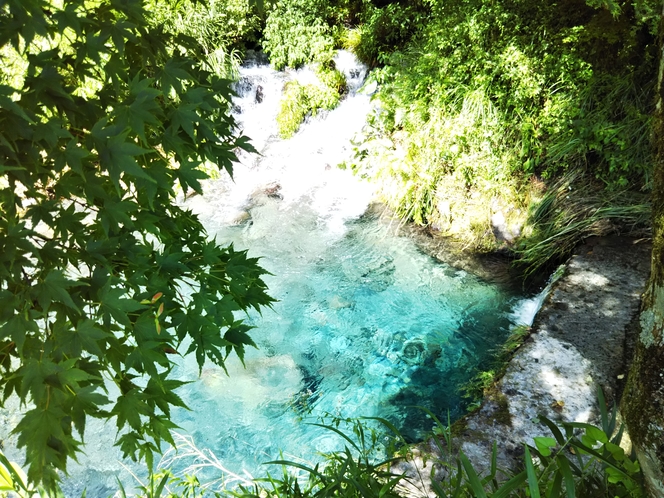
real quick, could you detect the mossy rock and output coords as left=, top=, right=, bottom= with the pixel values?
left=277, top=81, right=310, bottom=138
left=276, top=67, right=348, bottom=139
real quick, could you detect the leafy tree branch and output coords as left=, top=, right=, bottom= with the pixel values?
left=0, top=0, right=274, bottom=489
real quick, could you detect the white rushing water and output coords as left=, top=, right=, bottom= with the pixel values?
left=2, top=51, right=538, bottom=496
left=187, top=50, right=375, bottom=235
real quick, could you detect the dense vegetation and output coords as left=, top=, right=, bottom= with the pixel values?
left=1, top=0, right=662, bottom=494
left=258, top=0, right=659, bottom=273
left=347, top=0, right=657, bottom=273
left=0, top=0, right=273, bottom=490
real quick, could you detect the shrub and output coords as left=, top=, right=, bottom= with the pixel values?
left=262, top=0, right=335, bottom=70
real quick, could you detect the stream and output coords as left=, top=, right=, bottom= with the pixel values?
left=50, top=51, right=539, bottom=495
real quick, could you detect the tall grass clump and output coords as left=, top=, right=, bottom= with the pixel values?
left=542, top=75, right=655, bottom=188
left=514, top=171, right=651, bottom=276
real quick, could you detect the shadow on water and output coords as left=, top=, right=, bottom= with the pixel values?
left=380, top=309, right=514, bottom=442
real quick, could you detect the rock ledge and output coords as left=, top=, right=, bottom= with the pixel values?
left=394, top=236, right=651, bottom=494
left=460, top=236, right=651, bottom=473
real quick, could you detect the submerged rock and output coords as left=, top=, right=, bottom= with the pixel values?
left=201, top=354, right=304, bottom=409
left=329, top=295, right=353, bottom=309
left=400, top=339, right=426, bottom=365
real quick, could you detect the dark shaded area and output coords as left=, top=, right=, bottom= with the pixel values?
left=383, top=310, right=515, bottom=442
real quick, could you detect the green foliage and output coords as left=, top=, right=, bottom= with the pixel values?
left=261, top=0, right=416, bottom=70
left=262, top=0, right=335, bottom=70
left=350, top=1, right=430, bottom=67
left=349, top=0, right=658, bottom=236
left=116, top=469, right=213, bottom=498
left=249, top=417, right=405, bottom=498
left=0, top=0, right=273, bottom=490
left=149, top=0, right=260, bottom=50
left=525, top=389, right=644, bottom=497
left=541, top=76, right=654, bottom=188
left=136, top=417, right=407, bottom=497
left=277, top=66, right=348, bottom=138
left=277, top=82, right=310, bottom=138
left=145, top=0, right=260, bottom=78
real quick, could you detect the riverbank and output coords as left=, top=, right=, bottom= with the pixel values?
left=393, top=234, right=651, bottom=494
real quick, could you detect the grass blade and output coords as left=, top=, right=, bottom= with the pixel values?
left=569, top=441, right=635, bottom=481
left=547, top=472, right=563, bottom=498
left=490, top=441, right=497, bottom=479
left=611, top=423, right=625, bottom=446
left=524, top=445, right=541, bottom=498
left=361, top=416, right=408, bottom=445
left=459, top=452, right=488, bottom=498
left=264, top=460, right=324, bottom=479
left=431, top=476, right=448, bottom=497
left=597, top=387, right=609, bottom=434
left=451, top=459, right=464, bottom=498
left=538, top=415, right=567, bottom=446
left=115, top=477, right=128, bottom=498
left=492, top=470, right=528, bottom=498
left=155, top=472, right=171, bottom=498
left=415, top=406, right=452, bottom=448
left=308, top=423, right=361, bottom=452
left=556, top=455, right=576, bottom=498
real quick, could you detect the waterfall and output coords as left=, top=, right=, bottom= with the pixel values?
left=186, top=50, right=375, bottom=236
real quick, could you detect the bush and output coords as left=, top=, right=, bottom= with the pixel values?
left=262, top=0, right=336, bottom=70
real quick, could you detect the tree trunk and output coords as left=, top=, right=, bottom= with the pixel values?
left=622, top=7, right=664, bottom=496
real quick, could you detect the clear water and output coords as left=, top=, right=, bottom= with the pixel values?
left=171, top=207, right=522, bottom=476
left=166, top=52, right=531, bottom=484
left=13, top=52, right=536, bottom=495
